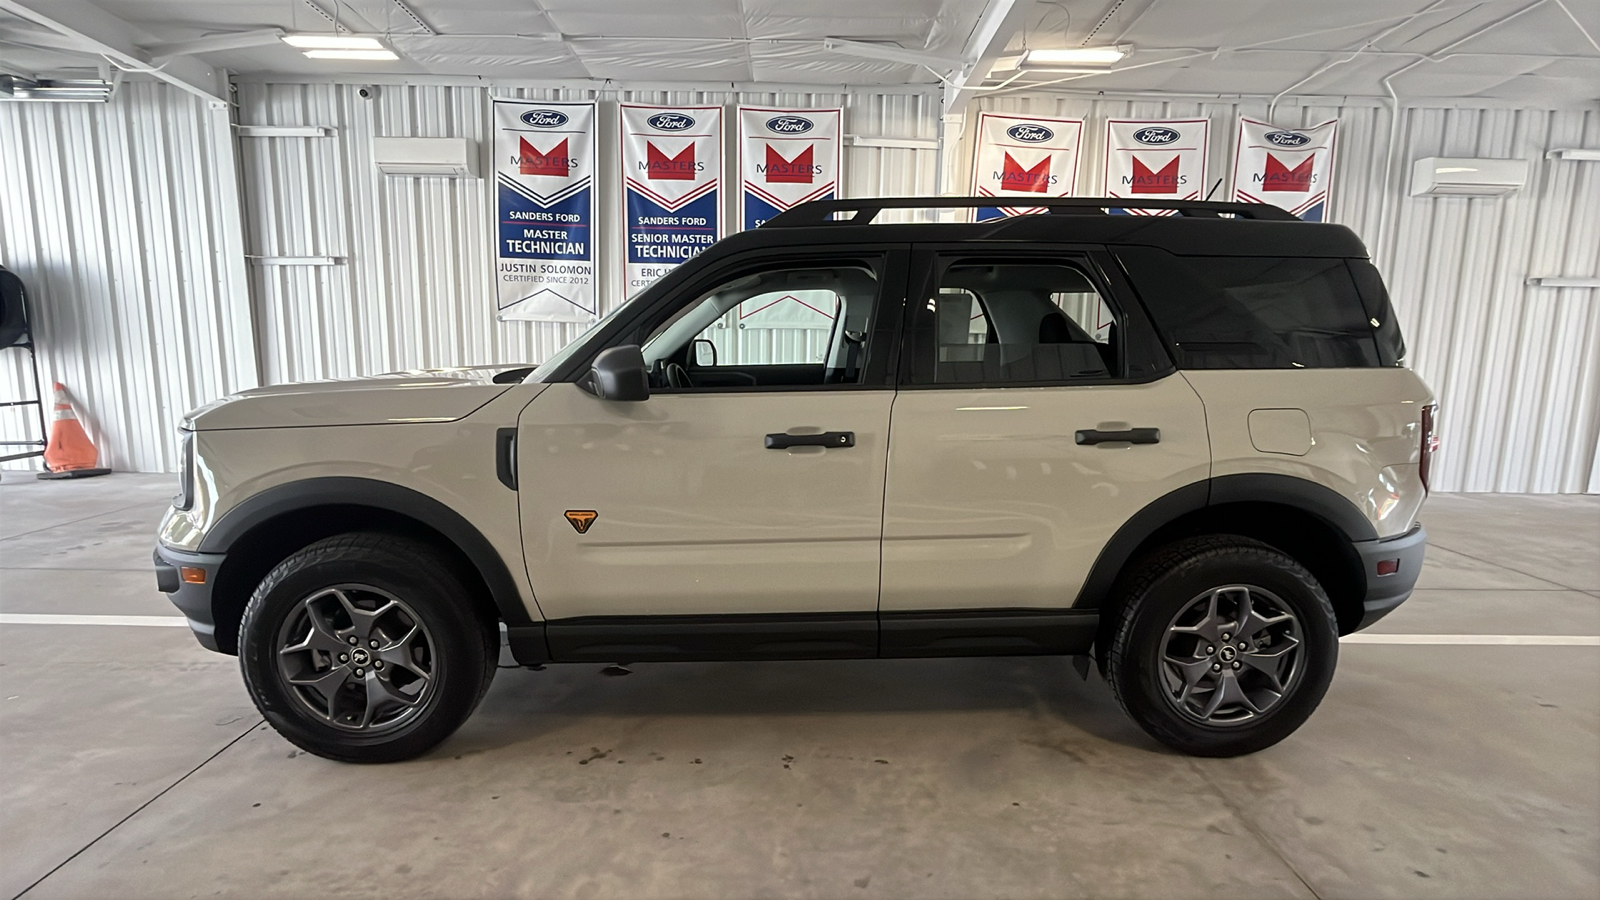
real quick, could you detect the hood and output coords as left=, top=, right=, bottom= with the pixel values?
left=183, top=366, right=532, bottom=431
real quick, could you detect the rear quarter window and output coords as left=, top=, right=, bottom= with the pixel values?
left=1346, top=258, right=1406, bottom=366
left=1115, top=247, right=1383, bottom=369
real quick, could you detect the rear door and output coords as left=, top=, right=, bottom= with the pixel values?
left=879, top=244, right=1210, bottom=615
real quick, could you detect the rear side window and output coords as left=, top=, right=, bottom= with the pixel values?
left=1346, top=259, right=1406, bottom=366
left=911, top=260, right=1119, bottom=385
left=1116, top=247, right=1382, bottom=369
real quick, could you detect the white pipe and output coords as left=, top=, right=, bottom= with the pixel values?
left=1552, top=0, right=1600, bottom=52
left=1267, top=0, right=1451, bottom=125
left=1374, top=0, right=1551, bottom=270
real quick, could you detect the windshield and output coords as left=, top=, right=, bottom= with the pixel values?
left=525, top=294, right=638, bottom=382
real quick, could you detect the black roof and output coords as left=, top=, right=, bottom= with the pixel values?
left=720, top=197, right=1370, bottom=259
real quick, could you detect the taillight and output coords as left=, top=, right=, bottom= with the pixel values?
left=1419, top=403, right=1439, bottom=492
left=174, top=431, right=195, bottom=510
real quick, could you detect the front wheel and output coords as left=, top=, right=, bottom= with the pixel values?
left=1104, top=535, right=1339, bottom=757
left=238, top=533, right=497, bottom=763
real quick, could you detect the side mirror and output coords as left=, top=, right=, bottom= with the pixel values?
left=690, top=338, right=717, bottom=368
left=582, top=345, right=650, bottom=401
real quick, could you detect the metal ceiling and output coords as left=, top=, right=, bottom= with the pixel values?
left=0, top=0, right=1596, bottom=105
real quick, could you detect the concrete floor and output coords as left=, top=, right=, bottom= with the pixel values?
left=1, top=474, right=1596, bottom=900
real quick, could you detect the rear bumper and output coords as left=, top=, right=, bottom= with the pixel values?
left=154, top=544, right=226, bottom=652
left=1350, top=523, right=1426, bottom=632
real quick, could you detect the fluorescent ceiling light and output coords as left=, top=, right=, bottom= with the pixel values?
left=282, top=34, right=384, bottom=50
left=0, top=77, right=113, bottom=102
left=1018, top=46, right=1127, bottom=68
left=303, top=49, right=399, bottom=60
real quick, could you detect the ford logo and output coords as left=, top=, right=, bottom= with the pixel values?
left=1133, top=126, right=1179, bottom=145
left=647, top=113, right=695, bottom=131
left=1006, top=124, right=1054, bottom=143
left=766, top=115, right=814, bottom=134
left=1264, top=130, right=1310, bottom=147
left=520, top=109, right=569, bottom=128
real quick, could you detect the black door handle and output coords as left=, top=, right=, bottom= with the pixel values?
left=1075, top=427, right=1161, bottom=445
left=765, top=431, right=856, bottom=450
left=495, top=427, right=518, bottom=489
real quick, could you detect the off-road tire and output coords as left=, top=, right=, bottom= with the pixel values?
left=1103, top=535, right=1339, bottom=757
left=239, top=533, right=497, bottom=763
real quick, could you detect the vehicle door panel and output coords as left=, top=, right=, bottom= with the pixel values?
left=880, top=244, right=1211, bottom=612
left=517, top=245, right=908, bottom=625
left=519, top=385, right=895, bottom=619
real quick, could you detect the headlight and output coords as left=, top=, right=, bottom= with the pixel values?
left=174, top=431, right=195, bottom=511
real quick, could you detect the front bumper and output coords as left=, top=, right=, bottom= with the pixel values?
left=1350, top=523, right=1427, bottom=631
left=154, top=544, right=226, bottom=651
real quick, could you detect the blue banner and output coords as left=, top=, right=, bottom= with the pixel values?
left=493, top=101, right=597, bottom=322
left=620, top=105, right=723, bottom=295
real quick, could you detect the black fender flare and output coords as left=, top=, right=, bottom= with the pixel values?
left=1072, top=473, right=1378, bottom=609
left=200, top=476, right=533, bottom=626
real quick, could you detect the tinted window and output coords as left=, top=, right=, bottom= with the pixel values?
left=913, top=260, right=1119, bottom=385
left=1117, top=247, right=1381, bottom=369
left=1346, top=259, right=1406, bottom=366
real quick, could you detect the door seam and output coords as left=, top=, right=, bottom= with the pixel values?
left=875, top=389, right=899, bottom=657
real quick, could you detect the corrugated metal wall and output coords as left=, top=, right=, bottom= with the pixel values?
left=4, top=78, right=1594, bottom=492
left=0, top=82, right=255, bottom=473
left=233, top=83, right=939, bottom=386
left=955, top=96, right=1600, bottom=493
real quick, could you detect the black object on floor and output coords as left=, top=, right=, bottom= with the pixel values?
left=37, top=467, right=113, bottom=480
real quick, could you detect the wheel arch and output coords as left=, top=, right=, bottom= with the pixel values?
left=1075, top=474, right=1375, bottom=635
left=200, top=477, right=530, bottom=655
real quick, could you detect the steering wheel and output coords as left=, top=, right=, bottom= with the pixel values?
left=665, top=363, right=693, bottom=389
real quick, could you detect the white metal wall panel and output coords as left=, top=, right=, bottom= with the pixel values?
left=0, top=83, right=255, bottom=473
left=235, top=83, right=938, bottom=387
left=957, top=96, right=1599, bottom=493
left=7, top=77, right=1589, bottom=493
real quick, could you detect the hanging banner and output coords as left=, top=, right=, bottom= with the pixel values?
left=739, top=107, right=842, bottom=230
left=620, top=104, right=723, bottom=295
left=970, top=111, right=1084, bottom=221
left=1104, top=118, right=1209, bottom=215
left=493, top=100, right=597, bottom=322
left=1231, top=116, right=1338, bottom=222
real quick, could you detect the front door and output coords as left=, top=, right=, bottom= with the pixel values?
left=880, top=246, right=1210, bottom=614
left=517, top=248, right=907, bottom=659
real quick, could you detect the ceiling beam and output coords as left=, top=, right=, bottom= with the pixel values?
left=388, top=0, right=436, bottom=36
left=0, top=23, right=90, bottom=52
left=821, top=38, right=960, bottom=70
left=0, top=0, right=227, bottom=101
left=944, top=0, right=1035, bottom=114
left=145, top=28, right=285, bottom=59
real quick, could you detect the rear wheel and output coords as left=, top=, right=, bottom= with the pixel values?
left=1104, top=535, right=1338, bottom=757
left=238, top=533, right=497, bottom=763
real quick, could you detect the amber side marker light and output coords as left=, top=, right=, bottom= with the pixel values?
left=1375, top=559, right=1401, bottom=577
left=179, top=567, right=207, bottom=584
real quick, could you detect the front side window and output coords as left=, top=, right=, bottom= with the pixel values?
left=641, top=259, right=884, bottom=390
left=911, top=259, right=1120, bottom=385
left=1117, top=247, right=1382, bottom=369
left=696, top=290, right=842, bottom=368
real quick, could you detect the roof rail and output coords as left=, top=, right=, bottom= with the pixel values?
left=760, top=197, right=1300, bottom=227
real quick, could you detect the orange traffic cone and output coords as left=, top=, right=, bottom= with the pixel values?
left=39, top=382, right=111, bottom=480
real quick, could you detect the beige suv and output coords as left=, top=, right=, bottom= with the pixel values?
left=155, top=198, right=1435, bottom=763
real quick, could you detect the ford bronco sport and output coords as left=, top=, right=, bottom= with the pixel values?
left=156, top=197, right=1433, bottom=763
